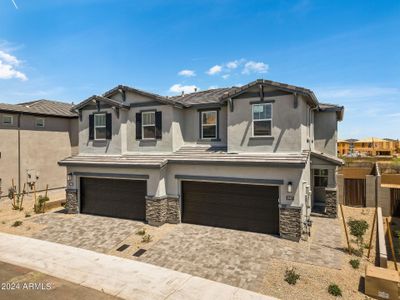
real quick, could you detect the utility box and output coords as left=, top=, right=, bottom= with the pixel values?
left=365, top=265, right=399, bottom=300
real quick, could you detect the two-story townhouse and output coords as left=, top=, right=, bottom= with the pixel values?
left=59, top=79, right=344, bottom=241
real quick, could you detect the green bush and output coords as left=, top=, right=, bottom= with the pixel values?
left=349, top=247, right=363, bottom=257
left=284, top=267, right=300, bottom=285
left=328, top=284, right=342, bottom=297
left=11, top=221, right=23, bottom=227
left=349, top=259, right=360, bottom=269
left=34, top=195, right=50, bottom=213
left=347, top=219, right=368, bottom=240
left=25, top=212, right=31, bottom=218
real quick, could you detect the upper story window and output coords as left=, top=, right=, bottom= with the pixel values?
left=35, top=117, right=45, bottom=128
left=2, top=115, right=13, bottom=125
left=314, top=169, right=328, bottom=187
left=142, top=111, right=156, bottom=139
left=94, top=113, right=106, bottom=140
left=252, top=103, right=272, bottom=136
left=201, top=110, right=217, bottom=139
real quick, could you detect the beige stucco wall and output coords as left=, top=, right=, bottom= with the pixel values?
left=0, top=112, right=78, bottom=196
left=365, top=175, right=376, bottom=207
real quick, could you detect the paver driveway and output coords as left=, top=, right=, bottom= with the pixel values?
left=137, top=216, right=343, bottom=292
left=30, top=212, right=144, bottom=253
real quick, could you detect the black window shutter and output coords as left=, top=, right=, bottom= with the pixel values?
left=136, top=112, right=142, bottom=140
left=155, top=111, right=162, bottom=139
left=106, top=113, right=112, bottom=139
left=89, top=114, right=94, bottom=140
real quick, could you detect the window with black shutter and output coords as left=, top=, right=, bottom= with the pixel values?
left=89, top=114, right=94, bottom=140
left=136, top=111, right=162, bottom=140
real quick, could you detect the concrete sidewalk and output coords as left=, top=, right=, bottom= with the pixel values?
left=0, top=232, right=276, bottom=300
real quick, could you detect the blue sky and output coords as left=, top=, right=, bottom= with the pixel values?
left=0, top=0, right=399, bottom=139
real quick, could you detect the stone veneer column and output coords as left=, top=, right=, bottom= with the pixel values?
left=325, top=188, right=338, bottom=218
left=146, top=196, right=181, bottom=226
left=279, top=205, right=302, bottom=241
left=65, top=189, right=78, bottom=214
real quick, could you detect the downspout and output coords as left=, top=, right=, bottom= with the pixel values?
left=17, top=113, right=21, bottom=194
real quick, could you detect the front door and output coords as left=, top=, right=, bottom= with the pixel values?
left=312, top=169, right=328, bottom=212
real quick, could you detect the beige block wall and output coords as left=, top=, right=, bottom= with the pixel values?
left=336, top=173, right=344, bottom=204
left=377, top=175, right=391, bottom=216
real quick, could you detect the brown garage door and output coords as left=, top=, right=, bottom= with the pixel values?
left=344, top=178, right=366, bottom=207
left=182, top=181, right=279, bottom=234
left=80, top=177, right=146, bottom=220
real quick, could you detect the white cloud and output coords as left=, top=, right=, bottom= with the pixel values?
left=178, top=69, right=196, bottom=77
left=0, top=49, right=27, bottom=81
left=222, top=74, right=230, bottom=79
left=169, top=84, right=199, bottom=94
left=0, top=50, right=20, bottom=65
left=226, top=60, right=239, bottom=69
left=316, top=87, right=400, bottom=100
left=206, top=65, right=222, bottom=75
left=242, top=61, right=269, bottom=74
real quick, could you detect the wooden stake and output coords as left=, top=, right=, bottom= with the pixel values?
left=386, top=218, right=398, bottom=271
left=19, top=183, right=26, bottom=210
left=45, top=184, right=49, bottom=198
left=340, top=204, right=351, bottom=253
left=367, top=207, right=377, bottom=258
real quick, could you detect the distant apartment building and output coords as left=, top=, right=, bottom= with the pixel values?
left=338, top=137, right=398, bottom=156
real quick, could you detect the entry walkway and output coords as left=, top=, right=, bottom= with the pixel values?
left=0, top=232, right=276, bottom=300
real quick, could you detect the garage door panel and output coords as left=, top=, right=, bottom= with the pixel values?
left=182, top=181, right=279, bottom=234
left=80, top=177, right=146, bottom=221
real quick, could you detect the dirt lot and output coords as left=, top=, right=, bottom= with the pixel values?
left=260, top=206, right=376, bottom=300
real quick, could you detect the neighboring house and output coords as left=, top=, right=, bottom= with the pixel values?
left=59, top=79, right=344, bottom=241
left=337, top=139, right=357, bottom=156
left=0, top=100, right=78, bottom=198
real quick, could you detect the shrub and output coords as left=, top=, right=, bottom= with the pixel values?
left=142, top=234, right=152, bottom=243
left=25, top=212, right=31, bottom=218
left=363, top=242, right=370, bottom=249
left=34, top=195, right=50, bottom=213
left=349, top=247, right=363, bottom=257
left=136, top=228, right=146, bottom=236
left=349, top=259, right=360, bottom=269
left=284, top=267, right=300, bottom=285
left=347, top=219, right=368, bottom=241
left=11, top=221, right=23, bottom=227
left=328, top=284, right=342, bottom=297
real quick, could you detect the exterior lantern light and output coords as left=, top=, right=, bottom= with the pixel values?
left=67, top=173, right=72, bottom=181
left=287, top=181, right=292, bottom=193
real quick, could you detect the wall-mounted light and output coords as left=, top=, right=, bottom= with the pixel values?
left=287, top=181, right=293, bottom=193
left=67, top=173, right=72, bottom=181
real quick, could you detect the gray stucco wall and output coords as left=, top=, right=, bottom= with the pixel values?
left=227, top=94, right=308, bottom=153
left=314, top=111, right=337, bottom=156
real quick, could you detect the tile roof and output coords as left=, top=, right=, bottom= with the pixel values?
left=59, top=146, right=309, bottom=168
left=169, top=88, right=234, bottom=106
left=0, top=100, right=77, bottom=118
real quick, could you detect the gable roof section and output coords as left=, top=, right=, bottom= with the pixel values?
left=103, top=85, right=181, bottom=107
left=311, top=151, right=344, bottom=166
left=72, top=95, right=130, bottom=111
left=0, top=100, right=77, bottom=118
left=170, top=87, right=234, bottom=106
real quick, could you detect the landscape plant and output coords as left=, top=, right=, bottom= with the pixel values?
left=136, top=228, right=146, bottom=236
left=349, top=259, right=360, bottom=269
left=328, top=284, right=342, bottom=297
left=347, top=219, right=368, bottom=255
left=142, top=234, right=152, bottom=243
left=7, top=183, right=27, bottom=211
left=11, top=220, right=23, bottom=227
left=34, top=195, right=50, bottom=213
left=284, top=267, right=300, bottom=285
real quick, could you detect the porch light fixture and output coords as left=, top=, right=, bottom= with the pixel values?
left=67, top=173, right=72, bottom=181
left=287, top=181, right=293, bottom=193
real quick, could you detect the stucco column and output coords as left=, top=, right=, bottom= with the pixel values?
left=365, top=175, right=376, bottom=207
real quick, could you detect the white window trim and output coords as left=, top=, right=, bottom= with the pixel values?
left=201, top=110, right=217, bottom=139
left=2, top=115, right=13, bottom=125
left=141, top=111, right=156, bottom=140
left=94, top=113, right=106, bottom=141
left=35, top=117, right=45, bottom=128
left=252, top=103, right=272, bottom=137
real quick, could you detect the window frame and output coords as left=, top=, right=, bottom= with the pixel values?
left=2, top=115, right=13, bottom=125
left=141, top=111, right=156, bottom=140
left=94, top=113, right=107, bottom=141
left=200, top=110, right=218, bottom=140
left=252, top=103, right=272, bottom=137
left=35, top=117, right=45, bottom=128
left=313, top=169, right=329, bottom=187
